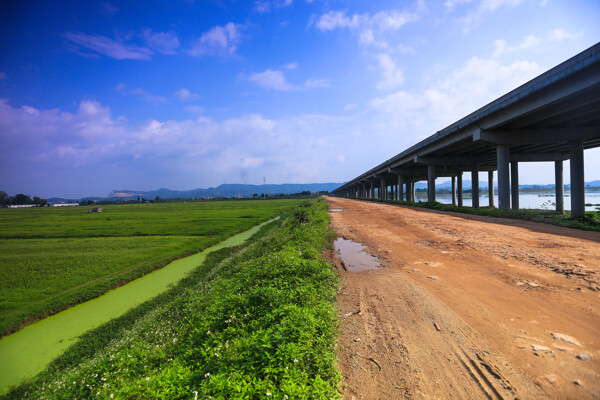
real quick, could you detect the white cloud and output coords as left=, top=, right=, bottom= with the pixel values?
left=315, top=10, right=361, bottom=31
left=255, top=0, right=293, bottom=12
left=444, top=0, right=475, bottom=11
left=64, top=32, right=153, bottom=60
left=359, top=29, right=388, bottom=48
left=255, top=1, right=271, bottom=12
left=343, top=103, right=358, bottom=112
left=241, top=157, right=265, bottom=168
left=284, top=62, right=298, bottom=70
left=174, top=88, right=200, bottom=100
left=375, top=53, right=404, bottom=90
left=547, top=28, right=584, bottom=42
left=304, top=78, right=330, bottom=88
left=248, top=69, right=297, bottom=91
left=314, top=4, right=424, bottom=49
left=141, top=29, right=180, bottom=55
left=189, top=23, right=242, bottom=57
left=479, top=0, right=523, bottom=12
left=456, top=0, right=525, bottom=31
left=492, top=35, right=540, bottom=58
left=369, top=55, right=541, bottom=132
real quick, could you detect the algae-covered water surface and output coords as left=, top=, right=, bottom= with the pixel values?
left=0, top=217, right=277, bottom=393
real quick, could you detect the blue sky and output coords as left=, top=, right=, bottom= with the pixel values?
left=1, top=0, right=599, bottom=198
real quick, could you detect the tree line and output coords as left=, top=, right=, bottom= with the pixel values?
left=0, top=191, right=47, bottom=206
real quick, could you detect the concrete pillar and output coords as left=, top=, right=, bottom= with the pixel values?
left=398, top=176, right=404, bottom=201
left=497, top=145, right=510, bottom=210
left=411, top=181, right=416, bottom=202
left=570, top=141, right=585, bottom=218
left=370, top=182, right=374, bottom=198
left=451, top=176, right=456, bottom=206
left=488, top=170, right=495, bottom=208
left=380, top=180, right=385, bottom=200
left=471, top=166, right=479, bottom=209
left=428, top=165, right=436, bottom=202
left=555, top=161, right=564, bottom=214
left=457, top=171, right=463, bottom=207
left=511, top=162, right=519, bottom=210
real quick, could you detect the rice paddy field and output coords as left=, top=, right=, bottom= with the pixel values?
left=1, top=198, right=340, bottom=399
left=0, top=199, right=302, bottom=337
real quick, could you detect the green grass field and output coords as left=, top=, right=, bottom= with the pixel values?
left=0, top=199, right=302, bottom=336
left=3, top=198, right=340, bottom=399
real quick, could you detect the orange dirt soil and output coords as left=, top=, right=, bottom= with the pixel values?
left=327, top=197, right=600, bottom=399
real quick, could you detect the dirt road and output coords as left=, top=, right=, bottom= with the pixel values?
left=327, top=197, right=600, bottom=399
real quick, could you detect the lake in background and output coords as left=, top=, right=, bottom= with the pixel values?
left=414, top=190, right=600, bottom=212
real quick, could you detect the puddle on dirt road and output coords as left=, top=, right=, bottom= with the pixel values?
left=334, top=237, right=381, bottom=272
left=329, top=208, right=347, bottom=212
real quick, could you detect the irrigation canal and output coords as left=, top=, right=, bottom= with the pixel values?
left=0, top=217, right=278, bottom=394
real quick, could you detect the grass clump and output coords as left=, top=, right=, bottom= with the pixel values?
left=361, top=197, right=600, bottom=231
left=3, top=198, right=340, bottom=399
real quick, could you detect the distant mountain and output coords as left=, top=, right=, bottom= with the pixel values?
left=107, top=183, right=343, bottom=200
left=586, top=180, right=600, bottom=187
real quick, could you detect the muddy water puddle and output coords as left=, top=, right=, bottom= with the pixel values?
left=335, top=237, right=381, bottom=272
left=329, top=208, right=347, bottom=212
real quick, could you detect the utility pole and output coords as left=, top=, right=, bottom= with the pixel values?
left=263, top=177, right=266, bottom=199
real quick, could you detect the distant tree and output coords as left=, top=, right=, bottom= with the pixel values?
left=0, top=191, right=8, bottom=206
left=301, top=190, right=311, bottom=196
left=252, top=193, right=259, bottom=199
left=33, top=196, right=48, bottom=206
left=154, top=196, right=161, bottom=202
left=13, top=193, right=33, bottom=205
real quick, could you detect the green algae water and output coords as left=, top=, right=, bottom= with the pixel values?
left=0, top=217, right=278, bottom=394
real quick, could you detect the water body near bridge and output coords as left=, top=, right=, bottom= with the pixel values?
left=0, top=217, right=278, bottom=394
left=415, top=189, right=600, bottom=211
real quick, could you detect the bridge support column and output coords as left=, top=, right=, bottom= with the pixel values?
left=428, top=165, right=436, bottom=202
left=497, top=145, right=510, bottom=210
left=511, top=162, right=519, bottom=209
left=570, top=140, right=585, bottom=218
left=471, top=166, right=479, bottom=209
left=488, top=171, right=495, bottom=207
left=555, top=161, right=564, bottom=214
left=457, top=171, right=463, bottom=207
left=451, top=176, right=456, bottom=206
left=398, top=176, right=404, bottom=201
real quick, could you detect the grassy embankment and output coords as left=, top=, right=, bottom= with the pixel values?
left=0, top=200, right=301, bottom=336
left=361, top=197, right=600, bottom=231
left=2, top=198, right=340, bottom=399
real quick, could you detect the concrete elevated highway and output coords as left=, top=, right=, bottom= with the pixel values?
left=333, top=43, right=600, bottom=218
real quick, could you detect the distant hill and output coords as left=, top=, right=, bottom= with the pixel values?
left=106, top=183, right=344, bottom=200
